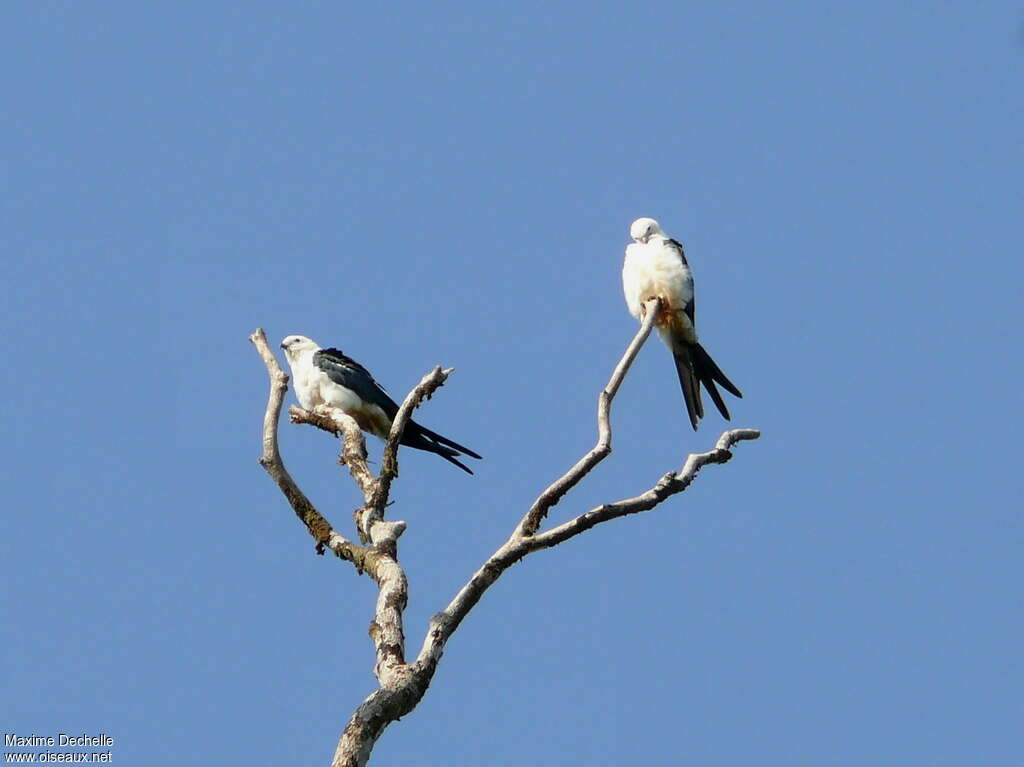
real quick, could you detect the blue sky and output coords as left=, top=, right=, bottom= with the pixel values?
left=3, top=2, right=1021, bottom=765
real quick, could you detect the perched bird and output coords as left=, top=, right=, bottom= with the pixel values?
left=279, top=335, right=481, bottom=474
left=622, top=217, right=742, bottom=430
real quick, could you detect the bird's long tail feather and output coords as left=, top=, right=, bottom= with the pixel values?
left=428, top=446, right=474, bottom=474
left=672, top=342, right=742, bottom=430
left=414, top=424, right=482, bottom=459
left=672, top=346, right=703, bottom=431
left=402, top=423, right=480, bottom=474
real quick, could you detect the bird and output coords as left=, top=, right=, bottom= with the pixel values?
left=279, top=335, right=481, bottom=474
left=622, top=217, right=742, bottom=430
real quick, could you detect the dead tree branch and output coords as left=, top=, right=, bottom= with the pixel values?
left=249, top=329, right=415, bottom=687
left=291, top=405, right=376, bottom=499
left=517, top=298, right=662, bottom=537
left=365, top=365, right=452, bottom=534
left=249, top=311, right=760, bottom=767
left=248, top=329, right=366, bottom=565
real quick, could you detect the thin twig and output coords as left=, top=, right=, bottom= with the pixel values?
left=290, top=405, right=376, bottom=501
left=526, top=428, right=761, bottom=550
left=517, top=297, right=661, bottom=537
left=416, top=428, right=759, bottom=666
left=364, top=366, right=452, bottom=530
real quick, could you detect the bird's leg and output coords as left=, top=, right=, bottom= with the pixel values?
left=640, top=296, right=661, bottom=321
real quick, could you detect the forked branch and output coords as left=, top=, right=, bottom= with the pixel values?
left=249, top=310, right=760, bottom=767
left=517, top=298, right=662, bottom=536
left=248, top=328, right=425, bottom=685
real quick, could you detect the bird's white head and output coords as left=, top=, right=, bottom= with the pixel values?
left=279, top=334, right=320, bottom=362
left=629, top=217, right=664, bottom=244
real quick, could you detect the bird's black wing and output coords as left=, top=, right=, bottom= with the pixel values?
left=315, top=348, right=482, bottom=474
left=667, top=237, right=689, bottom=265
left=667, top=237, right=696, bottom=327
left=313, top=348, right=400, bottom=418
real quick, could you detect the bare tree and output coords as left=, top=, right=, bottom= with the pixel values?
left=249, top=299, right=760, bottom=767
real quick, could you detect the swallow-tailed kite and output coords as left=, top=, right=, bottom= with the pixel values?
left=622, top=217, right=742, bottom=430
left=280, top=335, right=481, bottom=474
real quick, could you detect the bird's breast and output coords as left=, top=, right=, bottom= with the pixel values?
left=623, top=242, right=693, bottom=319
left=314, top=376, right=393, bottom=440
left=293, top=368, right=321, bottom=410
left=317, top=378, right=365, bottom=414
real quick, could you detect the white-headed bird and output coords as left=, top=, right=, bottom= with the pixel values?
left=280, top=335, right=481, bottom=473
left=622, top=217, right=742, bottom=430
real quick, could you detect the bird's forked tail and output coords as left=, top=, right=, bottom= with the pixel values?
left=672, top=341, right=743, bottom=430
